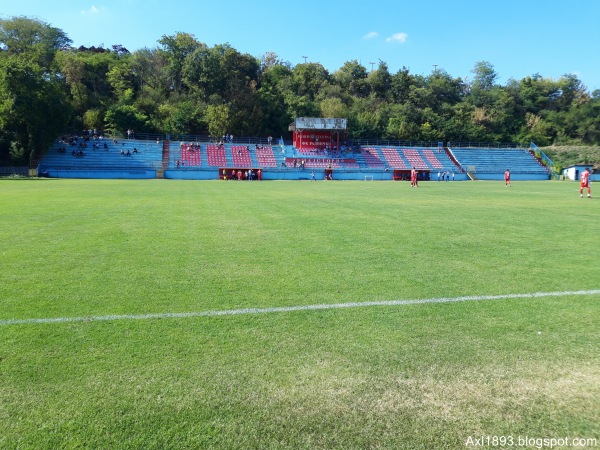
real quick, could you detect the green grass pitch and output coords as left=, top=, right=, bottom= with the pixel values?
left=0, top=179, right=598, bottom=449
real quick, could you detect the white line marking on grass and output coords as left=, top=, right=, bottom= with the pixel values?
left=1, top=289, right=599, bottom=326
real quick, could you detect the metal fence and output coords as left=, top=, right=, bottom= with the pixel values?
left=447, top=142, right=525, bottom=149
left=0, top=166, right=29, bottom=176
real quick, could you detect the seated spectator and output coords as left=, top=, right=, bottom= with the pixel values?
left=133, top=148, right=138, bottom=154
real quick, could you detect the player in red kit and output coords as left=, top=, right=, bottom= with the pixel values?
left=580, top=167, right=591, bottom=198
left=410, top=167, right=418, bottom=187
left=504, top=169, right=511, bottom=187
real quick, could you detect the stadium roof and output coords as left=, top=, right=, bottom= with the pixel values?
left=289, top=118, right=347, bottom=131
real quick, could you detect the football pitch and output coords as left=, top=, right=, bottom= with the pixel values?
left=1, top=179, right=598, bottom=449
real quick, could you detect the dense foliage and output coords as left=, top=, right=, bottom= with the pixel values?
left=1, top=17, right=600, bottom=165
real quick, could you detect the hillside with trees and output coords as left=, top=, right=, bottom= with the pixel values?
left=1, top=16, right=599, bottom=167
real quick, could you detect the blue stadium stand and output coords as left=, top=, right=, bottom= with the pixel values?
left=39, top=138, right=163, bottom=179
left=449, top=147, right=550, bottom=180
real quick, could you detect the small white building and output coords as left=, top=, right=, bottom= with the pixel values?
left=562, top=165, right=598, bottom=181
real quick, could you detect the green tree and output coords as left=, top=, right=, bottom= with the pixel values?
left=320, top=97, right=348, bottom=119
left=158, top=32, right=202, bottom=94
left=368, top=61, right=392, bottom=100
left=0, top=17, right=71, bottom=164
left=291, top=62, right=330, bottom=100
left=104, top=104, right=148, bottom=135
left=0, top=56, right=70, bottom=164
left=0, top=16, right=71, bottom=68
left=333, top=60, right=369, bottom=98
left=204, top=104, right=231, bottom=138
left=257, top=63, right=293, bottom=136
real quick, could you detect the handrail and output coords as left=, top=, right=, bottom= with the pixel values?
left=0, top=166, right=29, bottom=176
left=530, top=141, right=559, bottom=179
left=59, top=131, right=535, bottom=150
left=447, top=141, right=525, bottom=149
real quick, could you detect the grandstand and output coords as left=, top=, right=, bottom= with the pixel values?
left=180, top=143, right=202, bottom=167
left=38, top=137, right=162, bottom=178
left=449, top=147, right=549, bottom=180
left=206, top=144, right=227, bottom=167
left=38, top=132, right=549, bottom=181
left=231, top=145, right=253, bottom=167
left=380, top=148, right=408, bottom=169
left=255, top=146, right=277, bottom=168
left=360, top=148, right=386, bottom=169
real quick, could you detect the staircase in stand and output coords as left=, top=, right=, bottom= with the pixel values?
left=159, top=140, right=170, bottom=178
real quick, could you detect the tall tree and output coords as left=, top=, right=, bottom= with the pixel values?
left=333, top=60, right=369, bottom=98
left=0, top=16, right=71, bottom=69
left=368, top=61, right=392, bottom=100
left=158, top=32, right=202, bottom=94
left=0, top=17, right=71, bottom=164
left=0, top=56, right=70, bottom=164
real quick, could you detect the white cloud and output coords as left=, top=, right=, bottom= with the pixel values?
left=81, top=5, right=104, bottom=15
left=364, top=31, right=379, bottom=39
left=386, top=32, right=408, bottom=43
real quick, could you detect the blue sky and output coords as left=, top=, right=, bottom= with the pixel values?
left=2, top=0, right=599, bottom=92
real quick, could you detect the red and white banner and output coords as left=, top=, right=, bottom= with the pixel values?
left=293, top=131, right=334, bottom=150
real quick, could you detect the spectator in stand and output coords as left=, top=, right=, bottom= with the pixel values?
left=267, top=136, right=272, bottom=145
